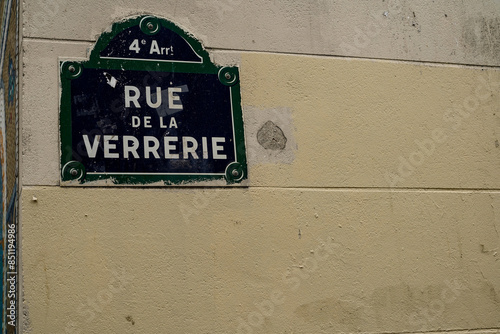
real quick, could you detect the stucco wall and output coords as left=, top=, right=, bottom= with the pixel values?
left=21, top=1, right=500, bottom=333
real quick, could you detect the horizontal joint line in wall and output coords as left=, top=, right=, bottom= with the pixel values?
left=20, top=38, right=500, bottom=69
left=19, top=185, right=500, bottom=194
left=207, top=47, right=500, bottom=69
left=251, top=186, right=500, bottom=193
left=23, top=36, right=95, bottom=44
left=369, top=327, right=500, bottom=334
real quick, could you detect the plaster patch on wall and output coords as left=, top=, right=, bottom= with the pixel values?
left=243, top=106, right=297, bottom=165
left=257, top=121, right=287, bottom=150
left=209, top=50, right=242, bottom=67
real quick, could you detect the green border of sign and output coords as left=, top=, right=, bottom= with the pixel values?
left=60, top=15, right=247, bottom=186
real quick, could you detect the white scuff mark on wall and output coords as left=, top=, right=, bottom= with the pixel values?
left=209, top=50, right=241, bottom=68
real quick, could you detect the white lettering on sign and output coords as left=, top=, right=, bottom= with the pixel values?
left=165, top=137, right=179, bottom=159
left=123, top=136, right=140, bottom=159
left=160, top=117, right=178, bottom=129
left=144, top=137, right=161, bottom=159
left=125, top=85, right=184, bottom=110
left=202, top=137, right=208, bottom=159
left=212, top=137, right=227, bottom=159
left=150, top=40, right=173, bottom=55
left=128, top=39, right=174, bottom=55
left=82, top=135, right=227, bottom=160
left=129, top=39, right=141, bottom=53
left=146, top=87, right=162, bottom=108
left=182, top=137, right=199, bottom=159
left=125, top=86, right=140, bottom=108
left=144, top=116, right=152, bottom=128
left=82, top=83, right=229, bottom=163
left=131, top=116, right=178, bottom=129
left=168, top=87, right=183, bottom=110
left=104, top=135, right=120, bottom=159
left=83, top=134, right=101, bottom=158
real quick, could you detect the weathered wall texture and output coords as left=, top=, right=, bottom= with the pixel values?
left=21, top=1, right=500, bottom=334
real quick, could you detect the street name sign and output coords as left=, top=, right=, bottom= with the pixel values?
left=60, top=16, right=247, bottom=186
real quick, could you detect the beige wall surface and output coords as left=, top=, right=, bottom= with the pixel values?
left=20, top=1, right=500, bottom=334
left=22, top=187, right=500, bottom=333
left=23, top=0, right=500, bottom=66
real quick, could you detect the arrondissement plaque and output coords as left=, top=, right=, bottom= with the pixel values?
left=60, top=16, right=247, bottom=186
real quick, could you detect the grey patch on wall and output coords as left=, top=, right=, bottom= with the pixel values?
left=294, top=296, right=364, bottom=332
left=22, top=297, right=33, bottom=333
left=257, top=121, right=287, bottom=150
left=243, top=106, right=297, bottom=165
left=369, top=281, right=500, bottom=332
left=293, top=280, right=500, bottom=332
left=463, top=17, right=500, bottom=62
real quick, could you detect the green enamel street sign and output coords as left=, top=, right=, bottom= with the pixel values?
left=60, top=16, right=247, bottom=186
